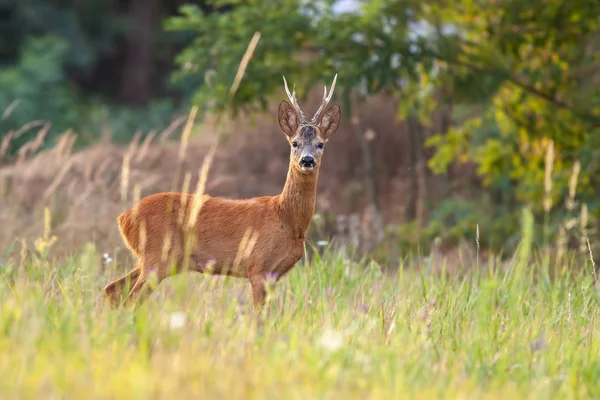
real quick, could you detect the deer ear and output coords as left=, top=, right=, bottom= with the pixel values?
left=278, top=101, right=298, bottom=137
left=318, top=105, right=341, bottom=140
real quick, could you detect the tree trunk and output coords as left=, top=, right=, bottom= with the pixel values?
left=436, top=101, right=453, bottom=198
left=350, top=110, right=384, bottom=255
left=121, top=0, right=159, bottom=104
left=350, top=114, right=379, bottom=211
left=405, top=117, right=427, bottom=225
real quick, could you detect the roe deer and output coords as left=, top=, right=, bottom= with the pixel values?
left=104, top=74, right=341, bottom=311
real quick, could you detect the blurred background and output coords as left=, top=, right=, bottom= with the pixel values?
left=0, top=0, right=599, bottom=267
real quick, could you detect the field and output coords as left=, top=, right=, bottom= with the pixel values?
left=0, top=211, right=599, bottom=400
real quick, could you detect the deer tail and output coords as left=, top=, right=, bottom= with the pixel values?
left=117, top=209, right=140, bottom=257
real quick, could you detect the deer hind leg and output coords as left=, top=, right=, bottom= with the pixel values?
left=104, top=263, right=143, bottom=308
left=122, top=272, right=153, bottom=308
left=122, top=254, right=184, bottom=308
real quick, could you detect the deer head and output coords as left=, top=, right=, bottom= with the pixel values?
left=278, top=74, right=341, bottom=173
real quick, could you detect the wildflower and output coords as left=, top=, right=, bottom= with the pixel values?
left=357, top=303, right=370, bottom=313
left=317, top=240, right=329, bottom=247
left=169, top=312, right=186, bottom=330
left=266, top=272, right=279, bottom=284
left=237, top=290, right=246, bottom=305
left=530, top=335, right=547, bottom=352
left=318, top=329, right=344, bottom=352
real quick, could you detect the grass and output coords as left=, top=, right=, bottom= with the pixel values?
left=1, top=218, right=599, bottom=400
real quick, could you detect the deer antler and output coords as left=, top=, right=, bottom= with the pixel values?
left=282, top=76, right=307, bottom=124
left=311, top=74, right=338, bottom=124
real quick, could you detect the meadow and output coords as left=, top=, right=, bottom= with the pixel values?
left=2, top=2, right=599, bottom=398
left=0, top=209, right=598, bottom=400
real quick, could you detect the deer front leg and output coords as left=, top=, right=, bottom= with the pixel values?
left=249, top=274, right=267, bottom=311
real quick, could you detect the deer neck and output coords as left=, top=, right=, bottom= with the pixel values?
left=278, top=161, right=319, bottom=236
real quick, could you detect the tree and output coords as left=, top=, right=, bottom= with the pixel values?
left=423, top=0, right=600, bottom=247
left=168, top=0, right=600, bottom=252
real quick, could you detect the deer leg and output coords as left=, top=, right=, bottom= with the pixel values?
left=122, top=256, right=183, bottom=308
left=104, top=265, right=142, bottom=308
left=122, top=273, right=153, bottom=308
left=250, top=274, right=267, bottom=312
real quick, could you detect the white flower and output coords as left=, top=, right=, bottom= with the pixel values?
left=317, top=240, right=329, bottom=247
left=318, top=329, right=344, bottom=352
left=169, top=312, right=187, bottom=330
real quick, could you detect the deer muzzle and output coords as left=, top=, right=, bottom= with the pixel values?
left=299, top=155, right=316, bottom=170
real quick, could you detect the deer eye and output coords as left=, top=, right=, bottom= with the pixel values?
left=317, top=142, right=324, bottom=149
left=292, top=141, right=299, bottom=148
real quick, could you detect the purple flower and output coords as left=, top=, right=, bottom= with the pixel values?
left=266, top=272, right=279, bottom=281
left=325, top=287, right=334, bottom=297
left=357, top=303, right=370, bottom=313
left=530, top=336, right=547, bottom=352
left=237, top=290, right=246, bottom=305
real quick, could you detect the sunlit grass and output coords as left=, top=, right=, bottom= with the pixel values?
left=1, top=227, right=599, bottom=399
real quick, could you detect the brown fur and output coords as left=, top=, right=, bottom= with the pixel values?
left=104, top=99, right=341, bottom=310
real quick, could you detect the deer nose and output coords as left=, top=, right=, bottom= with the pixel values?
left=300, top=155, right=316, bottom=168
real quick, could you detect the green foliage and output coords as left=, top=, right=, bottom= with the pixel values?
left=0, top=35, right=83, bottom=148
left=1, top=0, right=126, bottom=70
left=166, top=0, right=321, bottom=114
left=0, top=0, right=193, bottom=153
left=0, top=35, right=180, bottom=151
left=0, top=44, right=184, bottom=154
left=166, top=0, right=434, bottom=116
left=424, top=0, right=600, bottom=220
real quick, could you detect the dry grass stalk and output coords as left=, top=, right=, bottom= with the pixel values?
left=543, top=139, right=554, bottom=214
left=136, top=131, right=156, bottom=162
left=566, top=161, right=581, bottom=211
left=557, top=160, right=582, bottom=263
left=159, top=115, right=186, bottom=143
left=231, top=227, right=259, bottom=274
left=120, top=152, right=130, bottom=202
left=580, top=204, right=589, bottom=253
left=0, top=131, right=14, bottom=159
left=587, top=237, right=596, bottom=284
left=13, top=120, right=45, bottom=139
left=17, top=123, right=50, bottom=163
left=128, top=131, right=142, bottom=156
left=55, top=131, right=77, bottom=157
left=2, top=100, right=20, bottom=119
left=178, top=106, right=199, bottom=161
left=178, top=172, right=192, bottom=227
left=43, top=158, right=75, bottom=200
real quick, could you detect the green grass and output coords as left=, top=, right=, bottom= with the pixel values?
left=1, top=236, right=599, bottom=399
